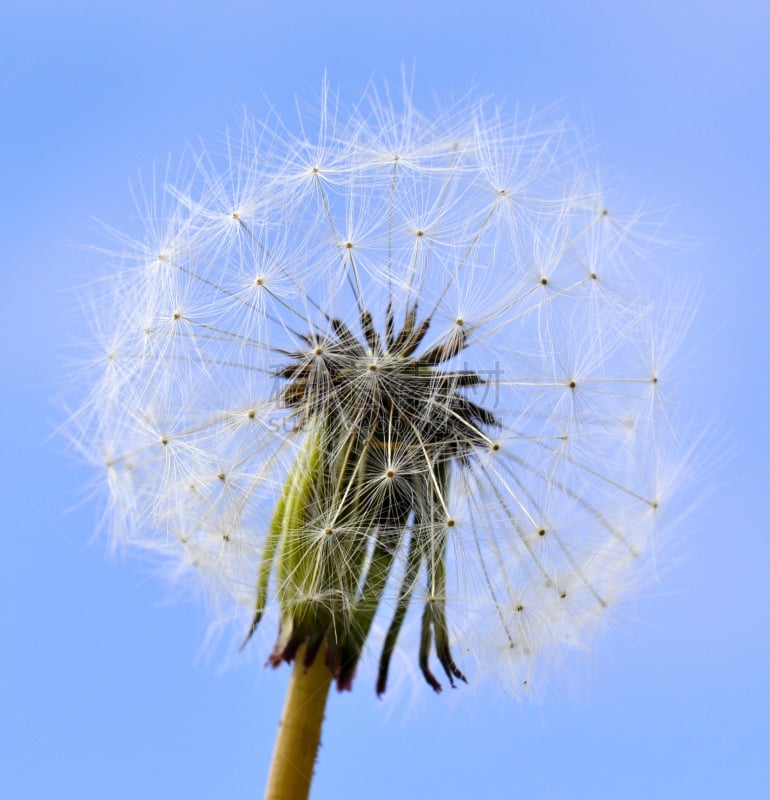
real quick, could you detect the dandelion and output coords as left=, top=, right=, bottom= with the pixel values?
left=72, top=82, right=689, bottom=799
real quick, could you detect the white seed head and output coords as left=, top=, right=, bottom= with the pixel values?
left=70, top=83, right=690, bottom=698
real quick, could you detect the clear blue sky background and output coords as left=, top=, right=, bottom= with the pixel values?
left=2, top=2, right=768, bottom=798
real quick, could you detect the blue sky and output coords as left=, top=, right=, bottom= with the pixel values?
left=2, top=1, right=769, bottom=798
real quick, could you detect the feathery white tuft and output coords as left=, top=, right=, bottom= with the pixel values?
left=70, top=82, right=691, bottom=697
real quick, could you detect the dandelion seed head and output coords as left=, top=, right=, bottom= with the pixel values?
left=70, top=81, right=691, bottom=699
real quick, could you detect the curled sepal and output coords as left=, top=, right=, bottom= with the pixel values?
left=239, top=492, right=285, bottom=651
left=377, top=530, right=423, bottom=696
left=337, top=514, right=410, bottom=690
left=416, top=460, right=467, bottom=692
left=419, top=597, right=467, bottom=692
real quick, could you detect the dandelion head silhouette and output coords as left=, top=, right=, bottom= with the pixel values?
left=73, top=84, right=686, bottom=697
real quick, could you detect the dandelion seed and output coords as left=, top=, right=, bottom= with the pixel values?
left=71, top=82, right=690, bottom=759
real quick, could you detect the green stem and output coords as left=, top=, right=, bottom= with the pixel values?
left=264, top=645, right=333, bottom=800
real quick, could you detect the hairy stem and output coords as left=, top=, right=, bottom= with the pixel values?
left=264, top=645, right=333, bottom=800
